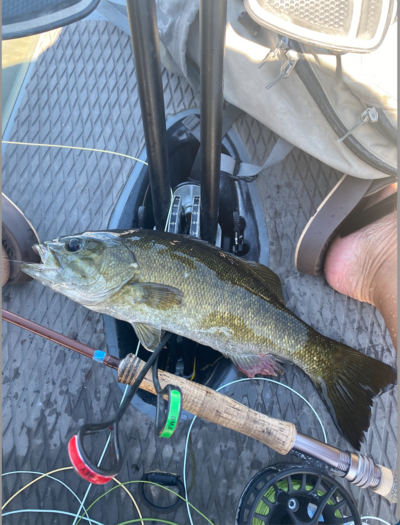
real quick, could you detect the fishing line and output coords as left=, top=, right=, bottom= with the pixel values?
left=2, top=467, right=73, bottom=510
left=2, top=467, right=142, bottom=525
left=3, top=151, right=173, bottom=519
left=2, top=149, right=174, bottom=524
left=183, top=377, right=328, bottom=525
left=2, top=259, right=26, bottom=264
left=2, top=471, right=209, bottom=525
left=117, top=518, right=179, bottom=525
left=72, top=183, right=174, bottom=525
left=111, top=477, right=143, bottom=525
left=2, top=183, right=174, bottom=274
left=360, top=518, right=391, bottom=525
left=134, top=339, right=141, bottom=359
left=2, top=141, right=148, bottom=165
left=2, top=468, right=93, bottom=524
left=2, top=167, right=388, bottom=524
left=1, top=377, right=390, bottom=525
left=190, top=356, right=197, bottom=381
left=76, top=480, right=213, bottom=525
left=2, top=509, right=104, bottom=524
left=71, top=382, right=145, bottom=525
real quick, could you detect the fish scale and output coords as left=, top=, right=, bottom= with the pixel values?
left=22, top=228, right=397, bottom=450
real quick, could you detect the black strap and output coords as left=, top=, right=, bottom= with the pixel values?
left=186, top=104, right=243, bottom=182
left=340, top=192, right=397, bottom=238
left=139, top=471, right=185, bottom=513
left=75, top=333, right=172, bottom=478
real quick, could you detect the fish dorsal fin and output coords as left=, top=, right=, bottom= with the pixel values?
left=132, top=322, right=165, bottom=352
left=245, top=261, right=285, bottom=303
left=130, top=282, right=183, bottom=310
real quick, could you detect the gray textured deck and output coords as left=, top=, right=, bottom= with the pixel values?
left=2, top=19, right=397, bottom=525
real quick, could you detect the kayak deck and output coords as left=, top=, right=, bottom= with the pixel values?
left=2, top=19, right=397, bottom=524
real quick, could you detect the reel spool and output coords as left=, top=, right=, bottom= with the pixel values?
left=236, top=463, right=361, bottom=525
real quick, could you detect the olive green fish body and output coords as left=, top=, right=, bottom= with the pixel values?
left=22, top=229, right=397, bottom=449
left=96, top=232, right=309, bottom=371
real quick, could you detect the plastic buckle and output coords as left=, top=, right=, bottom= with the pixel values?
left=233, top=159, right=241, bottom=179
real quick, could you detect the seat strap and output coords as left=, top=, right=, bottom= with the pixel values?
left=183, top=111, right=293, bottom=183
left=183, top=104, right=243, bottom=181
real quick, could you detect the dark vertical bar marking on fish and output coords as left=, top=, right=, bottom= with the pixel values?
left=199, top=0, right=228, bottom=244
left=125, top=0, right=171, bottom=231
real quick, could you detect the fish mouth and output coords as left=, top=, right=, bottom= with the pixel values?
left=32, top=244, right=41, bottom=256
left=21, top=244, right=60, bottom=273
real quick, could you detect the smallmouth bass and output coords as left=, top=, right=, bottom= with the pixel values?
left=22, top=229, right=397, bottom=450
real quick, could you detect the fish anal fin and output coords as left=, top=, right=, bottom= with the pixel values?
left=131, top=282, right=183, bottom=310
left=230, top=354, right=284, bottom=378
left=132, top=322, right=165, bottom=352
left=245, top=261, right=285, bottom=303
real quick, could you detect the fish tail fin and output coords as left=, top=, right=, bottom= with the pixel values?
left=313, top=341, right=396, bottom=450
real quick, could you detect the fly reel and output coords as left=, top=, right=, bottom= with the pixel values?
left=236, top=463, right=361, bottom=525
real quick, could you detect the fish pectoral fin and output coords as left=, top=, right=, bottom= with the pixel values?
left=245, top=261, right=285, bottom=303
left=130, top=282, right=183, bottom=310
left=132, top=322, right=165, bottom=352
left=230, top=353, right=284, bottom=378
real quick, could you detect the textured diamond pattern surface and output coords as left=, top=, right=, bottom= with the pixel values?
left=235, top=112, right=397, bottom=523
left=2, top=19, right=396, bottom=525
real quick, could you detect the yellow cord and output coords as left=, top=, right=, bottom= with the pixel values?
left=2, top=467, right=73, bottom=510
left=2, top=141, right=148, bottom=165
left=1, top=144, right=175, bottom=525
left=111, top=478, right=144, bottom=525
left=190, top=356, right=196, bottom=381
left=2, top=466, right=144, bottom=525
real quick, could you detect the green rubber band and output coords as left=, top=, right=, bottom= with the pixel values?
left=159, top=390, right=181, bottom=438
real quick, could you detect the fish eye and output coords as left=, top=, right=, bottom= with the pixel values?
left=66, top=238, right=82, bottom=252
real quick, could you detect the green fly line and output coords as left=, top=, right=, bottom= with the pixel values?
left=252, top=478, right=342, bottom=525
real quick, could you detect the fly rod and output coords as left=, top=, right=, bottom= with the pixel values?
left=2, top=308, right=396, bottom=503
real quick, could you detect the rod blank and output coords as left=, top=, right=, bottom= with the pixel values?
left=3, top=309, right=396, bottom=502
left=2, top=309, right=119, bottom=370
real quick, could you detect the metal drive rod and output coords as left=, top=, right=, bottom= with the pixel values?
left=199, top=0, right=228, bottom=244
left=126, top=0, right=171, bottom=231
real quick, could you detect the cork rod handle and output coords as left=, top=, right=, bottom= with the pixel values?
left=117, top=354, right=297, bottom=455
left=372, top=465, right=397, bottom=504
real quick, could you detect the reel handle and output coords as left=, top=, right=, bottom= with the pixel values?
left=68, top=421, right=122, bottom=484
left=372, top=465, right=397, bottom=504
